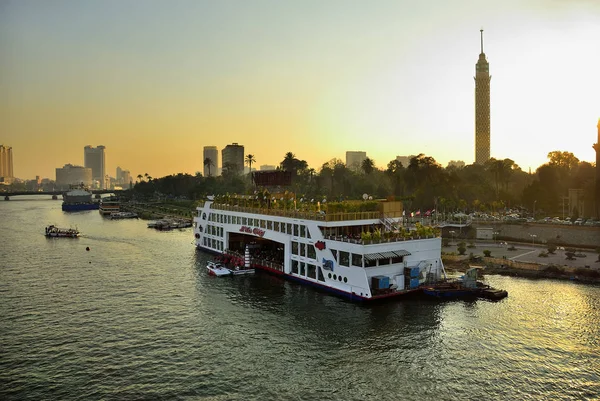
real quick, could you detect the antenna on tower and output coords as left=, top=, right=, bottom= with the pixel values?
left=480, top=28, right=484, bottom=53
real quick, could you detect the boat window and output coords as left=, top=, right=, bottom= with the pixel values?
left=339, top=251, right=349, bottom=267
left=391, top=255, right=403, bottom=264
left=300, top=243, right=306, bottom=257
left=338, top=275, right=342, bottom=282
left=333, top=274, right=337, bottom=280
left=352, top=253, right=363, bottom=267
left=330, top=249, right=338, bottom=262
left=293, top=224, right=299, bottom=237
left=307, top=264, right=316, bottom=279
left=292, top=241, right=298, bottom=255
left=343, top=277, right=348, bottom=283
left=379, top=258, right=390, bottom=266
left=307, top=245, right=316, bottom=260
left=267, top=220, right=272, bottom=230
left=306, top=228, right=311, bottom=239
left=260, top=220, right=266, bottom=228
left=299, top=262, right=306, bottom=276
left=287, top=223, right=292, bottom=235
left=300, top=225, right=306, bottom=237
left=317, top=267, right=325, bottom=282
left=274, top=221, right=280, bottom=231
left=242, top=217, right=247, bottom=225
left=328, top=273, right=332, bottom=279
left=291, top=260, right=299, bottom=274
left=365, top=258, right=377, bottom=268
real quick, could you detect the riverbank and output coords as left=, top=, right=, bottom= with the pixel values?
left=443, top=254, right=600, bottom=284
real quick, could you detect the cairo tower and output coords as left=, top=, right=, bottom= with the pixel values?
left=474, top=29, right=491, bottom=164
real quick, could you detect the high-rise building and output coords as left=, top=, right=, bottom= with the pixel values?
left=84, top=145, right=106, bottom=189
left=221, top=143, right=244, bottom=175
left=0, top=145, right=14, bottom=184
left=346, top=151, right=367, bottom=171
left=593, top=119, right=600, bottom=219
left=395, top=155, right=416, bottom=168
left=474, top=29, right=491, bottom=165
left=116, top=166, right=131, bottom=185
left=203, top=146, right=219, bottom=177
left=55, top=164, right=93, bottom=188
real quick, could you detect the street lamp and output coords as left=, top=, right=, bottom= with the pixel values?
left=449, top=230, right=455, bottom=245
left=530, top=234, right=537, bottom=248
left=533, top=200, right=537, bottom=221
left=493, top=231, right=499, bottom=247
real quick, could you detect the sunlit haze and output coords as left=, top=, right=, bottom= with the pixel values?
left=1, top=0, right=599, bottom=180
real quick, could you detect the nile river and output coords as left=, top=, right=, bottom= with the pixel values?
left=1, top=197, right=599, bottom=400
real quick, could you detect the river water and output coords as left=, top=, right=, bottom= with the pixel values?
left=1, top=197, right=599, bottom=401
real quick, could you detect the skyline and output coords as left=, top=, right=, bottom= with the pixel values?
left=1, top=0, right=599, bottom=180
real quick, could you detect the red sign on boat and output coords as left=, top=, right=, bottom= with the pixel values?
left=240, top=226, right=265, bottom=237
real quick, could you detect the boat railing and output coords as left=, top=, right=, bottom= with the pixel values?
left=208, top=203, right=382, bottom=222
left=324, top=234, right=438, bottom=245
left=250, top=257, right=284, bottom=272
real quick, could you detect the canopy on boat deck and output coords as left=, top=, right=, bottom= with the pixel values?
left=364, top=250, right=411, bottom=262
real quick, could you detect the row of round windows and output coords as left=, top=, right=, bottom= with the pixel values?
left=328, top=273, right=348, bottom=283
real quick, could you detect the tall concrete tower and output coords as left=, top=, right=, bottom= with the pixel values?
left=474, top=29, right=491, bottom=164
left=593, top=119, right=600, bottom=219
left=84, top=145, right=106, bottom=189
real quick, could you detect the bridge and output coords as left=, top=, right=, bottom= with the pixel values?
left=3, top=189, right=123, bottom=200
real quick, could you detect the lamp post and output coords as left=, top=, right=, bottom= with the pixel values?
left=530, top=234, right=537, bottom=248
left=493, top=231, right=499, bottom=247
left=449, top=230, right=455, bottom=245
left=533, top=200, right=537, bottom=221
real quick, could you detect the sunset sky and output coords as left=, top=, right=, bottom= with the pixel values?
left=1, top=0, right=599, bottom=180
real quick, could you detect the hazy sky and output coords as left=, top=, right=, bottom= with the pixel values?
left=1, top=0, right=599, bottom=180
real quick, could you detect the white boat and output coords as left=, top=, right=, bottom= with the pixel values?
left=45, top=225, right=80, bottom=238
left=109, top=211, right=138, bottom=219
left=206, top=261, right=232, bottom=277
left=193, top=191, right=447, bottom=302
left=99, top=196, right=120, bottom=216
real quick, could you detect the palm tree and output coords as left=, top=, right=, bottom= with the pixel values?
left=137, top=174, right=143, bottom=183
left=245, top=154, right=256, bottom=173
left=281, top=152, right=296, bottom=172
left=361, top=157, right=375, bottom=175
left=204, top=157, right=214, bottom=177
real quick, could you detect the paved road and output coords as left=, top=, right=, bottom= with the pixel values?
left=443, top=241, right=600, bottom=270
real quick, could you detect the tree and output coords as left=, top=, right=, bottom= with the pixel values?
left=361, top=157, right=375, bottom=175
left=204, top=157, right=214, bottom=177
left=137, top=174, right=143, bottom=183
left=245, top=154, right=256, bottom=173
left=547, top=151, right=579, bottom=170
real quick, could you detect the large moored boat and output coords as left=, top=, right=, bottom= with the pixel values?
left=193, top=178, right=446, bottom=302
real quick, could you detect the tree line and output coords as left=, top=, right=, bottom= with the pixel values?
left=131, top=150, right=595, bottom=218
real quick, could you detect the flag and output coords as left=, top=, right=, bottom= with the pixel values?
left=425, top=210, right=431, bottom=216
left=410, top=212, right=414, bottom=217
left=416, top=210, right=421, bottom=216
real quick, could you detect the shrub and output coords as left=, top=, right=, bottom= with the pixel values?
left=483, top=250, right=491, bottom=257
left=467, top=242, right=476, bottom=248
left=457, top=245, right=467, bottom=255
left=538, top=251, right=548, bottom=257
left=547, top=244, right=557, bottom=254
left=565, top=252, right=576, bottom=260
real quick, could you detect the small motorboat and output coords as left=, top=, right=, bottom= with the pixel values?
left=45, top=225, right=80, bottom=238
left=207, top=261, right=232, bottom=277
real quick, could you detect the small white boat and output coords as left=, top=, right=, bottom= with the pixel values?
left=230, top=265, right=256, bottom=276
left=45, top=225, right=80, bottom=238
left=109, top=212, right=138, bottom=219
left=207, top=261, right=232, bottom=277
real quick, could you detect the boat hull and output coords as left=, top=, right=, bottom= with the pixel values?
left=62, top=203, right=99, bottom=211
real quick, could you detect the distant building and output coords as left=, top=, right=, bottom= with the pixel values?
left=260, top=164, right=277, bottom=171
left=593, top=119, right=600, bottom=219
left=84, top=145, right=106, bottom=189
left=447, top=160, right=466, bottom=168
left=55, top=164, right=92, bottom=188
left=474, top=29, right=491, bottom=164
left=203, top=146, right=219, bottom=177
left=346, top=151, right=367, bottom=171
left=0, top=145, right=14, bottom=185
left=395, top=155, right=416, bottom=168
left=116, top=166, right=131, bottom=185
left=222, top=143, right=244, bottom=175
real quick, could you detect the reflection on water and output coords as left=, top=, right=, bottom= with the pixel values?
left=1, top=199, right=599, bottom=401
